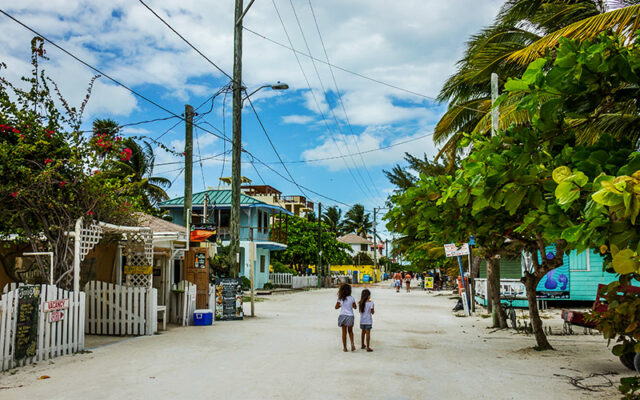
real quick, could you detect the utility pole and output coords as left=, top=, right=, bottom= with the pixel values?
left=317, top=202, right=322, bottom=287
left=385, top=238, right=389, bottom=276
left=230, top=0, right=244, bottom=277
left=491, top=72, right=499, bottom=137
left=184, top=104, right=194, bottom=230
left=373, top=208, right=378, bottom=280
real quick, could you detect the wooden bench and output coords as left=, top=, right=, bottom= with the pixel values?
left=562, top=284, right=640, bottom=330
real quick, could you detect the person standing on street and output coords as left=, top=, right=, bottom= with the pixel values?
left=393, top=271, right=402, bottom=293
left=405, top=271, right=412, bottom=292
left=335, top=283, right=356, bottom=352
left=359, top=289, right=374, bottom=352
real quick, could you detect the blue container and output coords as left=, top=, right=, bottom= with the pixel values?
left=193, top=309, right=213, bottom=326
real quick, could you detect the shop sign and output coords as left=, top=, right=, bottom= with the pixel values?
left=15, top=285, right=40, bottom=360
left=214, top=278, right=243, bottom=321
left=124, top=265, right=153, bottom=274
left=444, top=243, right=469, bottom=257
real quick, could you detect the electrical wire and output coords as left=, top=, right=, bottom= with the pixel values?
left=271, top=0, right=375, bottom=204
left=245, top=94, right=308, bottom=198
left=194, top=126, right=207, bottom=191
left=138, top=0, right=233, bottom=81
left=243, top=26, right=486, bottom=114
left=308, top=0, right=378, bottom=191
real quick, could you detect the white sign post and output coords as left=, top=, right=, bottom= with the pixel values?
left=444, top=243, right=471, bottom=316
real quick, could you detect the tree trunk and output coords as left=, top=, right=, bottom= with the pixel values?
left=486, top=257, right=507, bottom=328
left=524, top=274, right=553, bottom=350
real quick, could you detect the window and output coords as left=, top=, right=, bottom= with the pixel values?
left=263, top=211, right=269, bottom=232
left=260, top=255, right=266, bottom=273
left=569, top=250, right=590, bottom=271
left=360, top=244, right=368, bottom=252
left=219, top=210, right=230, bottom=227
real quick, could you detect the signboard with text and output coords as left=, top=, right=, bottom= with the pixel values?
left=214, top=278, right=243, bottom=321
left=444, top=243, right=470, bottom=257
left=15, top=286, right=40, bottom=360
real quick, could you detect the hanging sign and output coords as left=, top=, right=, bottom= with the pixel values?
left=43, top=299, right=69, bottom=312
left=15, top=285, right=40, bottom=360
left=424, top=277, right=434, bottom=289
left=444, top=243, right=470, bottom=257
left=124, top=265, right=153, bottom=275
left=49, top=311, right=64, bottom=323
left=214, top=278, right=243, bottom=321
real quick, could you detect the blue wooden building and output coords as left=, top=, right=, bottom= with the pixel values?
left=159, top=189, right=291, bottom=289
left=474, top=248, right=618, bottom=307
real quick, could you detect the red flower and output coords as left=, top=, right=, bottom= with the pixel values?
left=11, top=192, right=18, bottom=198
left=59, top=181, right=66, bottom=187
left=19, top=134, right=25, bottom=139
left=86, top=211, right=94, bottom=216
left=44, top=158, right=52, bottom=165
left=119, top=147, right=132, bottom=161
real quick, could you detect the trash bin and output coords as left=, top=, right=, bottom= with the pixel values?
left=194, top=309, right=213, bottom=326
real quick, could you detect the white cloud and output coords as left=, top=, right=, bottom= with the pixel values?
left=282, top=114, right=314, bottom=124
left=301, top=126, right=436, bottom=171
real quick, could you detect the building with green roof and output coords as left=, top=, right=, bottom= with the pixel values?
left=159, top=189, right=292, bottom=289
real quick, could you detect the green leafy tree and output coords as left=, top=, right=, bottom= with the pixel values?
left=272, top=216, right=351, bottom=272
left=0, top=38, right=143, bottom=287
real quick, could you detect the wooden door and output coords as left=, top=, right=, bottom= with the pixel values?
left=184, top=248, right=210, bottom=309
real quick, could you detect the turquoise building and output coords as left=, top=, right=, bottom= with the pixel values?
left=159, top=189, right=291, bottom=289
left=475, top=248, right=618, bottom=307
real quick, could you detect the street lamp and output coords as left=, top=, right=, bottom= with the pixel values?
left=242, top=82, right=289, bottom=103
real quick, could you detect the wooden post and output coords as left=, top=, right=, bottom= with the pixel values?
left=73, top=217, right=83, bottom=293
left=249, top=242, right=255, bottom=317
left=184, top=104, right=194, bottom=230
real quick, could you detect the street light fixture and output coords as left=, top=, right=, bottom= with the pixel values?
left=242, top=82, right=289, bottom=103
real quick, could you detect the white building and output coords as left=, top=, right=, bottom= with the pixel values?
left=337, top=233, right=375, bottom=259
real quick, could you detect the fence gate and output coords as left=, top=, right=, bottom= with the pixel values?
left=0, top=284, right=85, bottom=371
left=84, top=281, right=157, bottom=336
left=171, top=281, right=196, bottom=326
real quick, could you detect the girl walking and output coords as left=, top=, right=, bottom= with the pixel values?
left=359, top=289, right=375, bottom=352
left=335, top=283, right=356, bottom=352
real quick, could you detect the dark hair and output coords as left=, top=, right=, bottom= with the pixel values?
left=337, top=283, right=352, bottom=301
left=359, top=289, right=371, bottom=313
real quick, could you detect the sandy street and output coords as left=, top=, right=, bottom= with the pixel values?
left=0, top=282, right=632, bottom=400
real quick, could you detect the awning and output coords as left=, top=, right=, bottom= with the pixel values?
left=190, top=229, right=216, bottom=242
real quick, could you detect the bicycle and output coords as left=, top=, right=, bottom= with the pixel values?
left=501, top=295, right=518, bottom=329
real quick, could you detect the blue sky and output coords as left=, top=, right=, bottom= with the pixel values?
left=0, top=0, right=504, bottom=238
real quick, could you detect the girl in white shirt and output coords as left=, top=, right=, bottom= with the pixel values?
left=358, top=289, right=375, bottom=352
left=335, top=283, right=356, bottom=352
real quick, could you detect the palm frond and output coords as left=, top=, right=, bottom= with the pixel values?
left=434, top=98, right=491, bottom=144
left=508, top=4, right=640, bottom=65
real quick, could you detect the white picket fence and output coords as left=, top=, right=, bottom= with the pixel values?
left=292, top=276, right=318, bottom=289
left=170, top=281, right=196, bottom=327
left=84, top=281, right=157, bottom=336
left=269, top=273, right=293, bottom=287
left=0, top=284, right=85, bottom=371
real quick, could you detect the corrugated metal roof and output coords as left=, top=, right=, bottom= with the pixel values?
left=159, top=190, right=263, bottom=207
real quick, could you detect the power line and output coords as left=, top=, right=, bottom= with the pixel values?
left=138, top=0, right=233, bottom=81
left=243, top=26, right=486, bottom=113
left=0, top=10, right=234, bottom=146
left=287, top=0, right=378, bottom=202
left=271, top=0, right=375, bottom=204
left=245, top=94, right=308, bottom=198
left=306, top=0, right=378, bottom=192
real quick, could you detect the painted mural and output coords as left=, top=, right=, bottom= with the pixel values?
left=536, top=251, right=570, bottom=299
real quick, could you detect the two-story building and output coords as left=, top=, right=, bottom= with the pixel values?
left=158, top=189, right=292, bottom=289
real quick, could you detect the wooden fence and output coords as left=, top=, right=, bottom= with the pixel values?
left=269, top=273, right=293, bottom=287
left=0, top=284, right=85, bottom=371
left=84, top=281, right=157, bottom=336
left=170, top=281, right=196, bottom=327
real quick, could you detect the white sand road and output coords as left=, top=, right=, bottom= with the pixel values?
left=0, top=282, right=634, bottom=400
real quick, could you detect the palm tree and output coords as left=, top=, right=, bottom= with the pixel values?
left=92, top=118, right=171, bottom=210
left=342, top=204, right=372, bottom=238
left=118, top=138, right=171, bottom=208
left=435, top=0, right=640, bottom=162
left=322, top=206, right=343, bottom=236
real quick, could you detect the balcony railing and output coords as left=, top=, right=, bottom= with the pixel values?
left=215, top=226, right=287, bottom=244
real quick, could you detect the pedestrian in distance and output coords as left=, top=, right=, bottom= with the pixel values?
left=359, top=289, right=374, bottom=352
left=393, top=271, right=402, bottom=293
left=405, top=271, right=412, bottom=293
left=335, top=283, right=356, bottom=352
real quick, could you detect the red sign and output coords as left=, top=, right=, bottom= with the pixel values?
left=43, top=299, right=69, bottom=312
left=49, top=311, right=64, bottom=322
